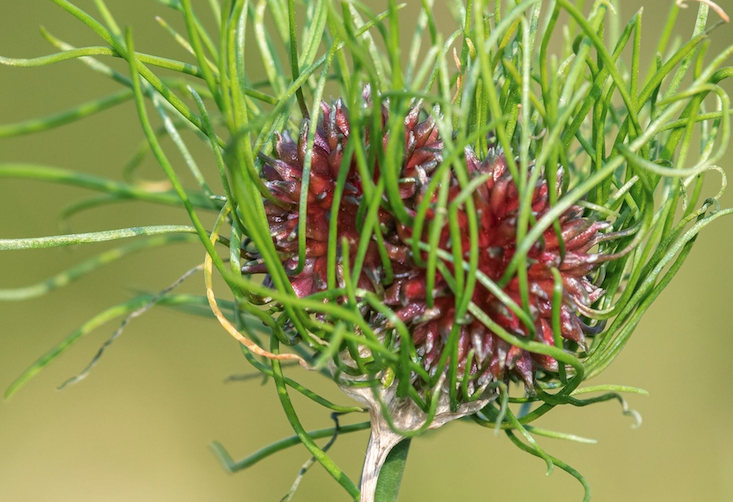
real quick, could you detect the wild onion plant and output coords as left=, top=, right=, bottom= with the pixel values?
left=1, top=0, right=731, bottom=500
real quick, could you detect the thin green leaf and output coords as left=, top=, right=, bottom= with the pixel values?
left=211, top=421, right=370, bottom=473
left=5, top=294, right=212, bottom=399
left=0, top=225, right=212, bottom=251
left=374, top=439, right=411, bottom=502
left=0, top=235, right=198, bottom=300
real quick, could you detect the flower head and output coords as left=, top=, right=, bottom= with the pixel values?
left=248, top=94, right=619, bottom=395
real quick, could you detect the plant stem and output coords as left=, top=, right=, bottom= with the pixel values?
left=374, top=437, right=411, bottom=502
left=359, top=409, right=406, bottom=502
left=348, top=380, right=492, bottom=501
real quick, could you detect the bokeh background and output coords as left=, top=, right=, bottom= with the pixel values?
left=1, top=0, right=732, bottom=500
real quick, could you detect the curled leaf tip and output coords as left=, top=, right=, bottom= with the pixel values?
left=676, top=0, right=730, bottom=22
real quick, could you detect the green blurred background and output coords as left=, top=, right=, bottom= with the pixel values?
left=1, top=0, right=732, bottom=500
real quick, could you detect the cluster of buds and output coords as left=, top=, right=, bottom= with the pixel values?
left=243, top=91, right=616, bottom=395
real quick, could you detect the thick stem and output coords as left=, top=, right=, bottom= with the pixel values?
left=333, top=357, right=496, bottom=501
left=340, top=378, right=495, bottom=502
left=360, top=410, right=407, bottom=502
left=374, top=436, right=411, bottom=502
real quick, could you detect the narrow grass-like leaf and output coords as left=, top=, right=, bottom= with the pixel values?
left=374, top=439, right=411, bottom=502
left=269, top=336, right=360, bottom=499
left=0, top=225, right=214, bottom=251
left=4, top=293, right=212, bottom=400
left=0, top=235, right=197, bottom=300
left=0, top=163, right=215, bottom=209
left=507, top=431, right=591, bottom=502
left=0, top=89, right=132, bottom=138
left=211, top=421, right=370, bottom=473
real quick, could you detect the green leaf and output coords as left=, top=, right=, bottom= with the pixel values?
left=0, top=164, right=216, bottom=209
left=4, top=294, right=212, bottom=399
left=0, top=235, right=198, bottom=300
left=374, top=438, right=411, bottom=502
left=0, top=225, right=204, bottom=251
left=212, top=421, right=371, bottom=473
